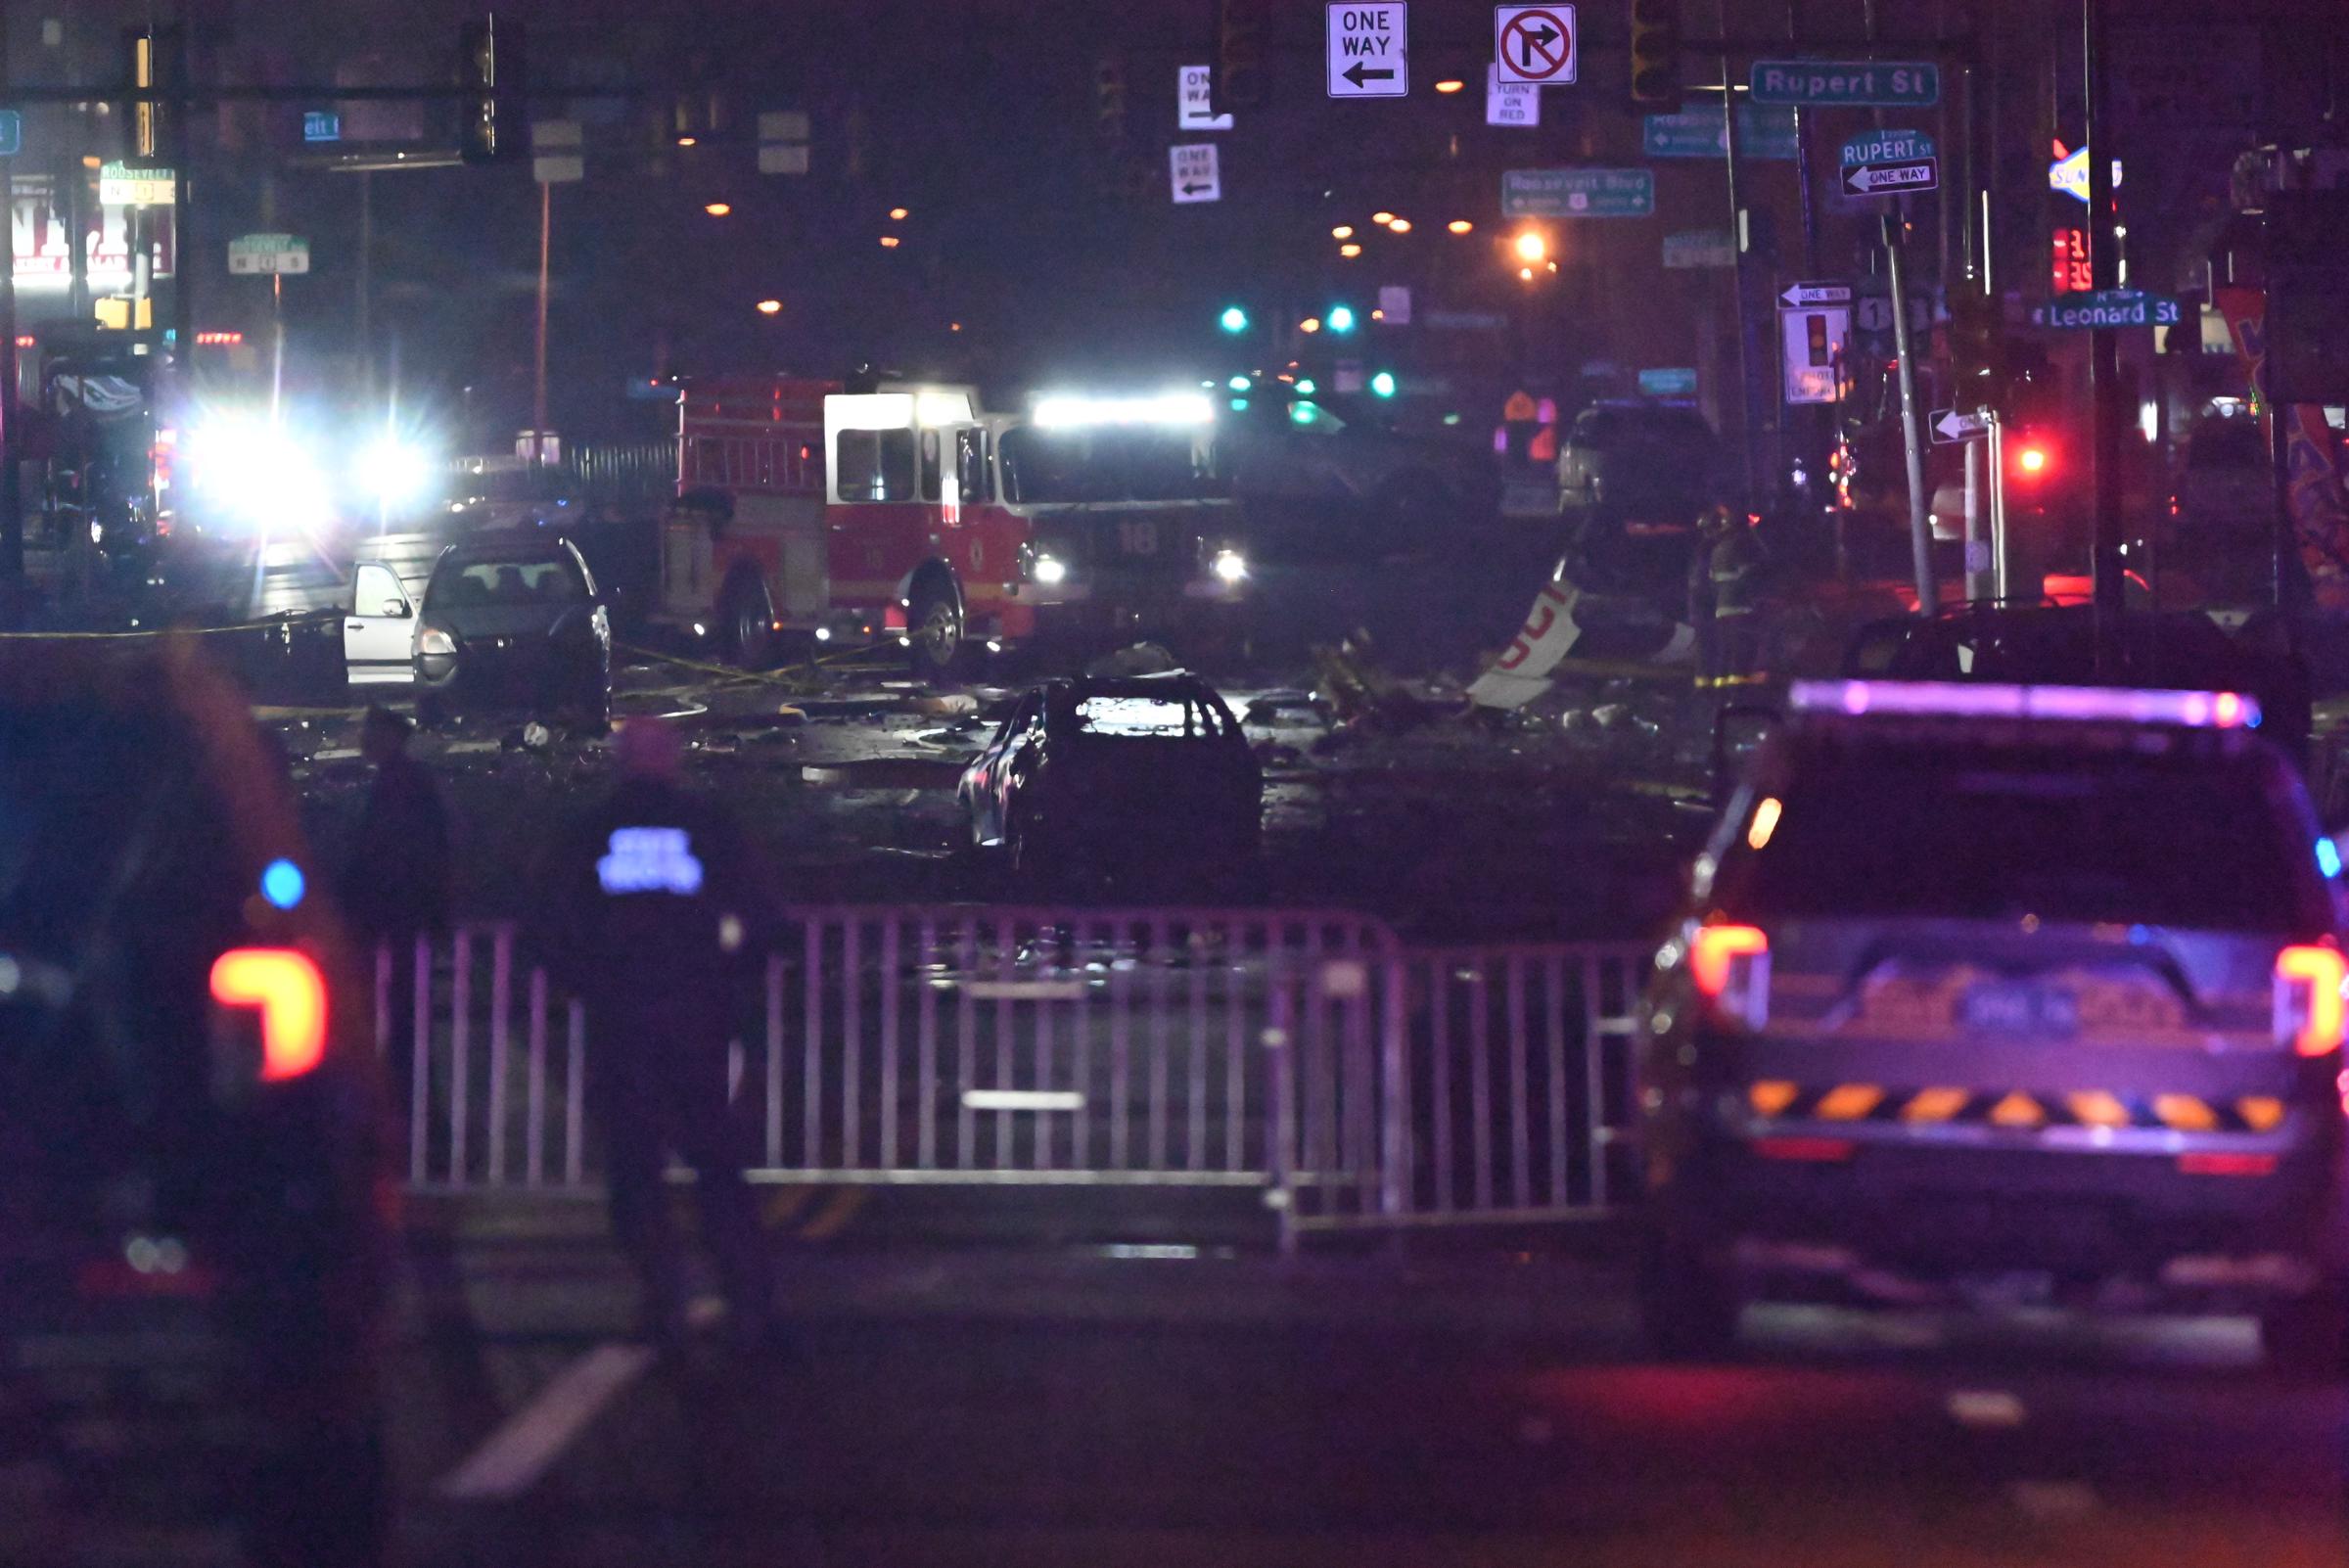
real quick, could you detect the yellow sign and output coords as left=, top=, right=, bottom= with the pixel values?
left=98, top=162, right=176, bottom=207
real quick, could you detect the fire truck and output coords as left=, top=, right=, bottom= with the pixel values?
left=656, top=376, right=1251, bottom=677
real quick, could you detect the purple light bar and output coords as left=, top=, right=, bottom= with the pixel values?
left=1788, top=680, right=2260, bottom=730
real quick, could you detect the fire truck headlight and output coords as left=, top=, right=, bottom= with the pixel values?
left=191, top=416, right=331, bottom=534
left=359, top=438, right=437, bottom=510
left=1212, top=548, right=1248, bottom=584
left=1033, top=554, right=1069, bottom=586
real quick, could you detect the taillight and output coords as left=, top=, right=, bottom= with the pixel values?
left=209, top=947, right=328, bottom=1081
left=418, top=625, right=456, bottom=656
left=2273, top=944, right=2347, bottom=1058
left=1688, top=923, right=1771, bottom=1029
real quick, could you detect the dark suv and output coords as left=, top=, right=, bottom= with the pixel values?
left=1642, top=679, right=2349, bottom=1377
left=0, top=643, right=389, bottom=1566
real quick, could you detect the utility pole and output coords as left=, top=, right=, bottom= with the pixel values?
left=0, top=2, right=22, bottom=588
left=2083, top=0, right=2126, bottom=669
left=1720, top=49, right=1758, bottom=509
left=1886, top=209, right=1936, bottom=612
left=532, top=178, right=550, bottom=467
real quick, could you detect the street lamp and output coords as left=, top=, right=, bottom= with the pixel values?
left=1387, top=217, right=1412, bottom=234
left=1339, top=243, right=1362, bottom=258
left=1447, top=219, right=1473, bottom=234
left=1300, top=317, right=1322, bottom=334
left=756, top=299, right=782, bottom=315
left=1371, top=210, right=1395, bottom=225
left=889, top=207, right=909, bottom=220
left=1514, top=229, right=1547, bottom=263
left=1326, top=304, right=1357, bottom=333
left=879, top=235, right=901, bottom=248
left=704, top=202, right=732, bottom=216
left=1220, top=305, right=1250, bottom=334
left=1434, top=78, right=1465, bottom=93
left=1332, top=224, right=1355, bottom=240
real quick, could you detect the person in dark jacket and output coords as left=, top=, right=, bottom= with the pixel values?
left=345, top=706, right=451, bottom=1067
left=534, top=717, right=779, bottom=1348
left=1693, top=503, right=1769, bottom=681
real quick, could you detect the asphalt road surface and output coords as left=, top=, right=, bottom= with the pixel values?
left=17, top=1222, right=2320, bottom=1568
left=399, top=1237, right=2347, bottom=1568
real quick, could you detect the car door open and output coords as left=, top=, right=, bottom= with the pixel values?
left=345, top=562, right=417, bottom=686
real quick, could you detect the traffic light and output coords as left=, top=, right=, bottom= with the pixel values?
left=1325, top=304, right=1358, bottom=334
left=1219, top=305, right=1250, bottom=334
left=1219, top=0, right=1268, bottom=112
left=1094, top=54, right=1128, bottom=146
left=458, top=16, right=525, bottom=164
left=123, top=26, right=184, bottom=161
left=1629, top=0, right=1681, bottom=112
left=1369, top=371, right=1398, bottom=398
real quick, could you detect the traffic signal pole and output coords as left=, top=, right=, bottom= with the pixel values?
left=2082, top=0, right=2125, bottom=671
left=0, top=4, right=20, bottom=591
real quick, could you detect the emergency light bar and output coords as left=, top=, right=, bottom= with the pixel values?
left=1030, top=392, right=1214, bottom=429
left=1788, top=679, right=2260, bottom=730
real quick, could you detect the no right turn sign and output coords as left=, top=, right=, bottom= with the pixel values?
left=1494, top=5, right=1577, bottom=85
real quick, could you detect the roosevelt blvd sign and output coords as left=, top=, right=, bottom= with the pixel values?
left=2030, top=290, right=2182, bottom=330
left=1501, top=167, right=1653, bottom=218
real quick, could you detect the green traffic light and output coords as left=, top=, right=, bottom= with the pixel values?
left=1295, top=378, right=1316, bottom=394
left=1219, top=306, right=1249, bottom=334
left=1326, top=305, right=1357, bottom=334
left=1370, top=370, right=1397, bottom=397
left=1227, top=374, right=1251, bottom=392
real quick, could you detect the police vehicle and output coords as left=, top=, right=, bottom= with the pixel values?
left=1639, top=679, right=2349, bottom=1376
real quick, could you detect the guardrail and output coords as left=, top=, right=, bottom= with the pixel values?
left=380, top=909, right=1652, bottom=1248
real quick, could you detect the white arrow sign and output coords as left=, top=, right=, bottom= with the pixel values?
left=1178, top=65, right=1234, bottom=130
left=1842, top=158, right=1939, bottom=196
left=1170, top=143, right=1221, bottom=204
left=1932, top=408, right=1991, bottom=442
left=1779, top=281, right=1853, bottom=307
left=1327, top=4, right=1409, bottom=98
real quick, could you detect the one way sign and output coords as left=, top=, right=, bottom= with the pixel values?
left=1170, top=143, right=1221, bottom=204
left=1327, top=4, right=1409, bottom=98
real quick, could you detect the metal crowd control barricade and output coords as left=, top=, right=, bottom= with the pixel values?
left=381, top=911, right=1655, bottom=1247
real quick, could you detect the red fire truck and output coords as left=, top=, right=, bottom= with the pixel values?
left=656, top=377, right=1251, bottom=677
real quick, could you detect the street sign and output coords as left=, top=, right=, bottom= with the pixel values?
left=1485, top=64, right=1539, bottom=127
left=759, top=111, right=812, bottom=176
left=1638, top=367, right=1698, bottom=397
left=1840, top=129, right=1934, bottom=167
left=1326, top=5, right=1409, bottom=98
left=1779, top=281, right=1852, bottom=307
left=1843, top=159, right=1938, bottom=197
left=1642, top=105, right=1799, bottom=161
left=99, top=162, right=175, bottom=206
left=1170, top=143, right=1221, bottom=204
left=1931, top=408, right=1992, bottom=443
left=228, top=234, right=309, bottom=276
left=0, top=112, right=16, bottom=157
left=1178, top=65, right=1235, bottom=130
left=1751, top=60, right=1940, bottom=107
left=1779, top=304, right=1851, bottom=404
left=532, top=156, right=584, bottom=184
left=2030, top=289, right=2181, bottom=329
left=1662, top=229, right=1735, bottom=268
left=1494, top=6, right=1577, bottom=85
left=1502, top=167, right=1652, bottom=218
left=302, top=111, right=342, bottom=144
left=1377, top=284, right=1412, bottom=324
